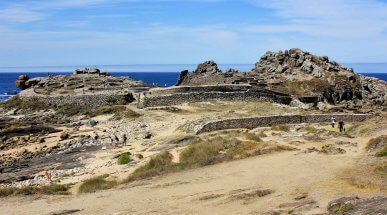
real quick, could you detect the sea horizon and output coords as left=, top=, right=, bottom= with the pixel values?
left=0, top=63, right=386, bottom=74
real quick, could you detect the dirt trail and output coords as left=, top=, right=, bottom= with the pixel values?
left=1, top=146, right=384, bottom=215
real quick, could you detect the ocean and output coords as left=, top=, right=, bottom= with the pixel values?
left=0, top=64, right=386, bottom=102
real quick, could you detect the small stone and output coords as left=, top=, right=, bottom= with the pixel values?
left=60, top=132, right=70, bottom=140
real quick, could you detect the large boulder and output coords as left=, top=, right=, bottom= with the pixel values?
left=15, top=75, right=30, bottom=90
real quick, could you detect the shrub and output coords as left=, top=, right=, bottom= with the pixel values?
left=125, top=131, right=295, bottom=183
left=179, top=138, right=224, bottom=168
left=126, top=151, right=176, bottom=182
left=117, top=153, right=131, bottom=165
left=0, top=184, right=70, bottom=198
left=358, top=128, right=370, bottom=135
left=271, top=125, right=290, bottom=132
left=366, top=135, right=387, bottom=151
left=244, top=133, right=263, bottom=142
left=305, top=127, right=317, bottom=133
left=376, top=146, right=387, bottom=157
left=78, top=175, right=118, bottom=194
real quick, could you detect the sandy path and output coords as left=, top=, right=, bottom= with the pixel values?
left=1, top=148, right=383, bottom=215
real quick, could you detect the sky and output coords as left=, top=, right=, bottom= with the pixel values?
left=0, top=0, right=387, bottom=67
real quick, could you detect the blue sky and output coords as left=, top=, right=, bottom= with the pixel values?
left=0, top=0, right=387, bottom=67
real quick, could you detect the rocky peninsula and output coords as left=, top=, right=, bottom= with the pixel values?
left=0, top=49, right=386, bottom=215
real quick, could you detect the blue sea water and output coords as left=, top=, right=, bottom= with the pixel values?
left=0, top=64, right=386, bottom=102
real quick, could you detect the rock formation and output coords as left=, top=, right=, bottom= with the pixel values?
left=250, top=48, right=386, bottom=106
left=177, top=61, right=244, bottom=86
left=15, top=75, right=30, bottom=90
left=177, top=49, right=387, bottom=108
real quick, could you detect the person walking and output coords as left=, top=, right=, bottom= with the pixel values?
left=122, top=134, right=127, bottom=146
left=331, top=117, right=336, bottom=128
left=339, top=120, right=345, bottom=133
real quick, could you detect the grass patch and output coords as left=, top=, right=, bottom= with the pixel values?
left=333, top=203, right=352, bottom=214
left=366, top=135, right=387, bottom=155
left=78, top=174, right=118, bottom=194
left=0, top=184, right=70, bottom=198
left=125, top=151, right=176, bottom=182
left=305, top=127, right=317, bottom=133
left=0, top=96, right=50, bottom=112
left=112, top=109, right=142, bottom=120
left=376, top=146, right=387, bottom=157
left=126, top=130, right=295, bottom=182
left=358, top=128, right=370, bottom=135
left=271, top=125, right=290, bottom=132
left=117, top=152, right=132, bottom=165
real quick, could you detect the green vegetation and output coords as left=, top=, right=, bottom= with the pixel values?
left=275, top=79, right=331, bottom=97
left=0, top=96, right=49, bottom=112
left=125, top=151, right=176, bottom=182
left=376, top=146, right=387, bottom=157
left=333, top=203, right=352, bottom=214
left=271, top=125, right=290, bottom=132
left=305, top=127, right=317, bottom=133
left=112, top=109, right=142, bottom=120
left=0, top=184, right=70, bottom=198
left=78, top=174, right=118, bottom=194
left=117, top=152, right=132, bottom=165
left=358, top=128, right=370, bottom=135
left=366, top=135, right=387, bottom=157
left=125, top=130, right=295, bottom=182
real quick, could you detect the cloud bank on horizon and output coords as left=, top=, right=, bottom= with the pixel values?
left=0, top=0, right=386, bottom=67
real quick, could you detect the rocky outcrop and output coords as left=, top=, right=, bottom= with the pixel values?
left=176, top=61, right=242, bottom=86
left=178, top=49, right=387, bottom=107
left=327, top=196, right=387, bottom=215
left=250, top=48, right=387, bottom=106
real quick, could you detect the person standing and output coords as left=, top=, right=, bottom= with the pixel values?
left=331, top=117, right=336, bottom=128
left=339, top=120, right=345, bottom=133
left=122, top=134, right=127, bottom=146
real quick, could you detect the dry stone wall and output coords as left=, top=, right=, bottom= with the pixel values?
left=197, top=114, right=372, bottom=134
left=19, top=89, right=134, bottom=107
left=138, top=85, right=292, bottom=108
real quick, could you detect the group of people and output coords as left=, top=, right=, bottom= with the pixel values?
left=108, top=133, right=128, bottom=147
left=331, top=117, right=345, bottom=133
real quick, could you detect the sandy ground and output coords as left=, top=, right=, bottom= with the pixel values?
left=0, top=101, right=386, bottom=215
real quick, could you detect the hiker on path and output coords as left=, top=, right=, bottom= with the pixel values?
left=331, top=117, right=336, bottom=128
left=122, top=134, right=127, bottom=146
left=339, top=120, right=345, bottom=133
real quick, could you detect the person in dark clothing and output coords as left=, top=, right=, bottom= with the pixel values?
left=338, top=120, right=345, bottom=133
left=122, top=134, right=127, bottom=146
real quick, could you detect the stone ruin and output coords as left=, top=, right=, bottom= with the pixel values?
left=73, top=68, right=110, bottom=76
left=15, top=69, right=152, bottom=107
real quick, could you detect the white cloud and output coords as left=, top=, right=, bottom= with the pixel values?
left=245, top=0, right=387, bottom=38
left=0, top=6, right=45, bottom=23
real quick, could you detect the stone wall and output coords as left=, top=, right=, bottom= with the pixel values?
left=197, top=114, right=372, bottom=134
left=138, top=86, right=292, bottom=108
left=19, top=89, right=134, bottom=107
left=148, top=85, right=252, bottom=96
